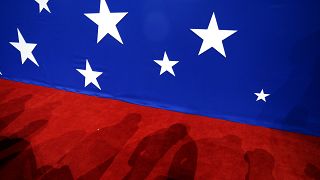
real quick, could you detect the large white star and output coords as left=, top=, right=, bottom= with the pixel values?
left=84, top=0, right=128, bottom=44
left=254, top=89, right=270, bottom=102
left=10, top=29, right=39, bottom=67
left=35, top=0, right=51, bottom=13
left=191, top=13, right=237, bottom=58
left=154, top=52, right=179, bottom=76
left=76, top=60, right=103, bottom=90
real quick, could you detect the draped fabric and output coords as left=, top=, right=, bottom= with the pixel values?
left=1, top=0, right=320, bottom=136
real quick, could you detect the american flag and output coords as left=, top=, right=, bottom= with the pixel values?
left=1, top=0, right=320, bottom=137
left=1, top=1, right=320, bottom=179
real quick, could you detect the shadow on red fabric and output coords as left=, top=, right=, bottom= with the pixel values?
left=244, top=149, right=275, bottom=180
left=124, top=123, right=192, bottom=180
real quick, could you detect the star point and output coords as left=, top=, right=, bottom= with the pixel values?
left=191, top=12, right=237, bottom=58
left=154, top=52, right=179, bottom=76
left=76, top=60, right=103, bottom=90
left=10, top=28, right=39, bottom=67
left=254, top=89, right=270, bottom=102
left=35, top=0, right=51, bottom=13
left=84, top=0, right=128, bottom=44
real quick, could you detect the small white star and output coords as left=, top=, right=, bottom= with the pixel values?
left=154, top=52, right=179, bottom=76
left=191, top=12, right=237, bottom=58
left=84, top=0, right=128, bottom=44
left=254, top=89, right=270, bottom=102
left=76, top=60, right=103, bottom=90
left=35, top=0, right=51, bottom=13
left=10, top=28, right=39, bottom=66
left=0, top=72, right=2, bottom=75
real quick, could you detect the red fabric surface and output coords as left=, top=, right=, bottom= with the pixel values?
left=0, top=79, right=320, bottom=180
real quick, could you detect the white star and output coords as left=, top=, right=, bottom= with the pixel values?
left=84, top=0, right=128, bottom=44
left=76, top=60, right=103, bottom=90
left=191, top=13, right=237, bottom=58
left=254, top=89, right=270, bottom=102
left=10, top=29, right=39, bottom=66
left=0, top=72, right=2, bottom=75
left=154, top=52, right=179, bottom=76
left=35, top=0, right=51, bottom=13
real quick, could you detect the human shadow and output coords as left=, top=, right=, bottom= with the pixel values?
left=60, top=113, right=142, bottom=179
left=77, top=155, right=116, bottom=180
left=166, top=139, right=197, bottom=180
left=195, top=135, right=246, bottom=179
left=0, top=88, right=14, bottom=103
left=123, top=123, right=189, bottom=180
left=34, top=130, right=86, bottom=166
left=38, top=165, right=74, bottom=180
left=0, top=95, right=32, bottom=119
left=244, top=149, right=275, bottom=180
left=304, top=163, right=320, bottom=180
left=0, top=119, right=48, bottom=179
left=0, top=111, right=24, bottom=132
left=156, top=136, right=198, bottom=180
left=11, top=119, right=48, bottom=139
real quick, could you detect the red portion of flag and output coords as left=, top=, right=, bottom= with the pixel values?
left=0, top=79, right=320, bottom=179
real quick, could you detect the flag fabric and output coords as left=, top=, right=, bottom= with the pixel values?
left=0, top=79, right=320, bottom=179
left=1, top=0, right=320, bottom=136
left=1, top=0, right=320, bottom=178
